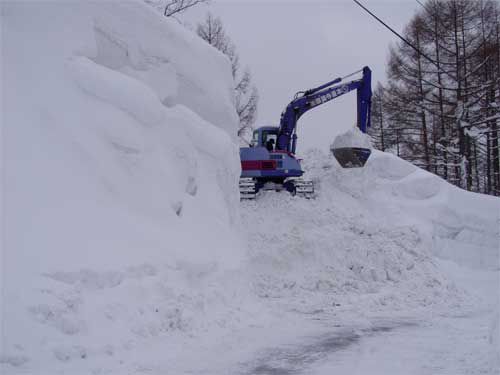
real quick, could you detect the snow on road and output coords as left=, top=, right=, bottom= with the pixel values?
left=239, top=148, right=499, bottom=375
left=241, top=264, right=498, bottom=375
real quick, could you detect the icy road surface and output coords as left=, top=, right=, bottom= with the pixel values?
left=241, top=264, right=499, bottom=375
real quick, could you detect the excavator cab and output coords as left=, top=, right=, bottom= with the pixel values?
left=251, top=127, right=278, bottom=150
left=250, top=126, right=278, bottom=151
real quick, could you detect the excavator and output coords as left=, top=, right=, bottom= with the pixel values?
left=239, top=66, right=372, bottom=199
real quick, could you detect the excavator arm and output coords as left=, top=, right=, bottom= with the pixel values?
left=276, top=66, right=372, bottom=153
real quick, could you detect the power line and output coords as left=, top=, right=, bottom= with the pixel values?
left=415, top=0, right=427, bottom=11
left=352, top=0, right=440, bottom=71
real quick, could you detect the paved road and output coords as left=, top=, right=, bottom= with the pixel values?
left=241, top=267, right=499, bottom=375
left=242, top=319, right=418, bottom=375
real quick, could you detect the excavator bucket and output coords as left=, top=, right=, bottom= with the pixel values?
left=331, top=147, right=371, bottom=168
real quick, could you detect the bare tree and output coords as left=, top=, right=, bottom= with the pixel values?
left=377, top=0, right=500, bottom=196
left=234, top=69, right=258, bottom=138
left=196, top=13, right=233, bottom=55
left=165, top=0, right=208, bottom=17
left=144, top=0, right=209, bottom=18
left=196, top=13, right=258, bottom=139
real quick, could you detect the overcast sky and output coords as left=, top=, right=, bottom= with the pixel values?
left=184, top=0, right=420, bottom=153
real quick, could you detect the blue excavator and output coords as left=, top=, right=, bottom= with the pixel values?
left=239, top=66, right=372, bottom=199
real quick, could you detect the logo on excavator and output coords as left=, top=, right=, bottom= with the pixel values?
left=309, top=85, right=349, bottom=108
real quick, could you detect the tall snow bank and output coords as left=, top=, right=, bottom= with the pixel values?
left=365, top=151, right=500, bottom=271
left=243, top=148, right=499, bottom=320
left=2, top=1, right=246, bottom=372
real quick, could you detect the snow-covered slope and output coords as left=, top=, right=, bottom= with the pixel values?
left=241, top=148, right=499, bottom=374
left=243, top=149, right=498, bottom=315
left=1, top=1, right=249, bottom=372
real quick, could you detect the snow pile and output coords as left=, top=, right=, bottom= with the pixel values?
left=1, top=1, right=252, bottom=373
left=242, top=149, right=499, bottom=321
left=330, top=126, right=372, bottom=150
left=238, top=146, right=499, bottom=373
left=365, top=151, right=500, bottom=271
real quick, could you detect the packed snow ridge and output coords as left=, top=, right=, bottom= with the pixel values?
left=2, top=1, right=249, bottom=372
left=2, top=1, right=499, bottom=374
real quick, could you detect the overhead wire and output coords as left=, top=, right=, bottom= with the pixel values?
left=351, top=0, right=455, bottom=82
left=341, top=68, right=364, bottom=81
left=295, top=67, right=365, bottom=99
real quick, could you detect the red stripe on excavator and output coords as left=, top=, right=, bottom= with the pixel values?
left=241, top=160, right=277, bottom=170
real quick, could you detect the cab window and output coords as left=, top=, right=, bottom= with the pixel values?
left=251, top=130, right=259, bottom=147
left=262, top=131, right=277, bottom=144
left=262, top=131, right=278, bottom=151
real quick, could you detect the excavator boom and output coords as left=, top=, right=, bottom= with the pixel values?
left=276, top=66, right=372, bottom=154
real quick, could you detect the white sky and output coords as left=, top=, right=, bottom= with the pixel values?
left=183, top=0, right=420, bottom=153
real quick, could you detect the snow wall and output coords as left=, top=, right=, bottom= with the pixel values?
left=1, top=1, right=246, bottom=370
